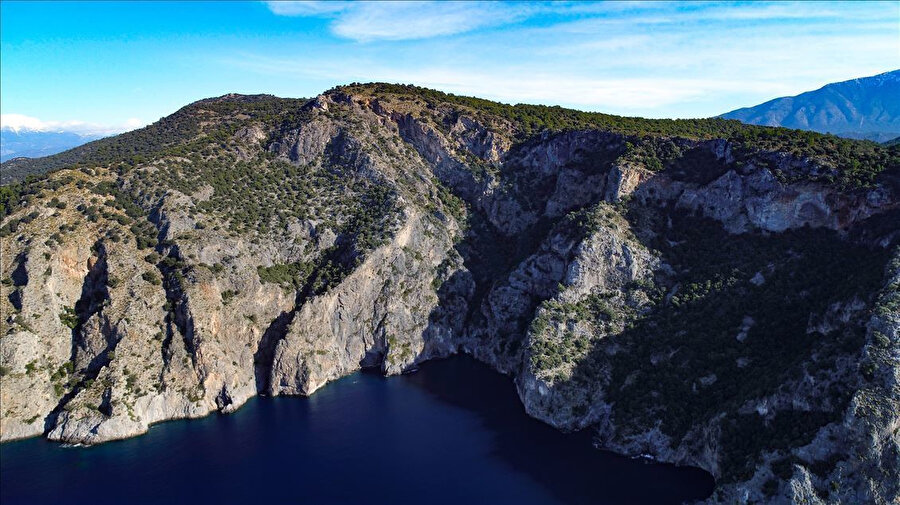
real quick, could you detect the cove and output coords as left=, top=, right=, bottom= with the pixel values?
left=0, top=356, right=714, bottom=504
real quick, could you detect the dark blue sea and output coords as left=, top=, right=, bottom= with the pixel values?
left=0, top=356, right=713, bottom=504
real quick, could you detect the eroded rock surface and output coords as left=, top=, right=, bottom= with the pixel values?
left=2, top=85, right=897, bottom=503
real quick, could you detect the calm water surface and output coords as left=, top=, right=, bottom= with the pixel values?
left=1, top=356, right=713, bottom=504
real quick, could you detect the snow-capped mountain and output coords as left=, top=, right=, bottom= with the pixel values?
left=720, top=70, right=900, bottom=142
left=0, top=114, right=142, bottom=162
left=0, top=128, right=106, bottom=162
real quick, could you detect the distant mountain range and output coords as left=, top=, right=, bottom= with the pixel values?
left=721, top=70, right=900, bottom=142
left=0, top=128, right=107, bottom=162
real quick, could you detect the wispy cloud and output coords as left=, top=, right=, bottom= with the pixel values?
left=265, top=1, right=896, bottom=42
left=233, top=1, right=897, bottom=117
left=266, top=1, right=536, bottom=41
left=221, top=52, right=797, bottom=116
left=265, top=1, right=352, bottom=17
left=2, top=1, right=895, bottom=124
left=0, top=113, right=144, bottom=136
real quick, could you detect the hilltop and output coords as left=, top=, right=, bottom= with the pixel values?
left=1, top=84, right=898, bottom=504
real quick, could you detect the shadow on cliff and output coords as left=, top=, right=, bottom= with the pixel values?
left=44, top=240, right=117, bottom=433
left=7, top=252, right=28, bottom=310
left=406, top=125, right=896, bottom=492
left=563, top=203, right=895, bottom=483
left=253, top=310, right=294, bottom=394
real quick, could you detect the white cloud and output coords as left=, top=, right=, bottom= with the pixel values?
left=0, top=113, right=145, bottom=136
left=264, top=1, right=352, bottom=17
left=0, top=114, right=57, bottom=133
left=123, top=118, right=144, bottom=129
left=265, top=1, right=896, bottom=43
left=359, top=70, right=793, bottom=115
left=243, top=1, right=899, bottom=117
left=220, top=51, right=797, bottom=116
left=333, top=2, right=533, bottom=42
left=266, top=1, right=535, bottom=41
left=541, top=1, right=893, bottom=27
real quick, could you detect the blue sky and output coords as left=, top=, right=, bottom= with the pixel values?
left=1, top=1, right=897, bottom=133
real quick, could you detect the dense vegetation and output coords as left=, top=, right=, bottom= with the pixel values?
left=342, top=82, right=899, bottom=189
left=529, top=205, right=891, bottom=483
left=3, top=84, right=897, bottom=192
left=0, top=95, right=310, bottom=185
left=2, top=91, right=402, bottom=311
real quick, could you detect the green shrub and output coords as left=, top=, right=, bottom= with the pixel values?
left=141, top=271, right=162, bottom=285
left=59, top=306, right=79, bottom=329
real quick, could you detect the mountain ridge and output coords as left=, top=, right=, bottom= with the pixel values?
left=1, top=84, right=898, bottom=504
left=0, top=129, right=108, bottom=163
left=4, top=84, right=898, bottom=187
left=721, top=70, right=900, bottom=142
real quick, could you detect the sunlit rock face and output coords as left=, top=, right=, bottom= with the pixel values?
left=2, top=85, right=897, bottom=503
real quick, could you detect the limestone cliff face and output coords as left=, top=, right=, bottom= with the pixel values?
left=1, top=94, right=469, bottom=444
left=1, top=86, right=897, bottom=503
left=638, top=164, right=893, bottom=234
left=379, top=100, right=896, bottom=239
left=516, top=212, right=660, bottom=431
left=783, top=251, right=900, bottom=505
left=268, top=208, right=464, bottom=395
left=1, top=175, right=210, bottom=443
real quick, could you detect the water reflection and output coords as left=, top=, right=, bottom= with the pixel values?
left=1, top=355, right=713, bottom=505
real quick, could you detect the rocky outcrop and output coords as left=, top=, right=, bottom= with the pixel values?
left=787, top=249, right=899, bottom=504
left=0, top=178, right=211, bottom=443
left=695, top=248, right=900, bottom=504
left=2, top=86, right=897, bottom=504
left=668, top=167, right=892, bottom=233
left=464, top=226, right=578, bottom=373
left=604, top=146, right=898, bottom=234
left=372, top=97, right=896, bottom=237
left=1, top=94, right=471, bottom=444
left=268, top=208, right=463, bottom=395
left=513, top=208, right=659, bottom=428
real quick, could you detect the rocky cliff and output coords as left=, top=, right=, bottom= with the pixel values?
left=2, top=84, right=898, bottom=503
